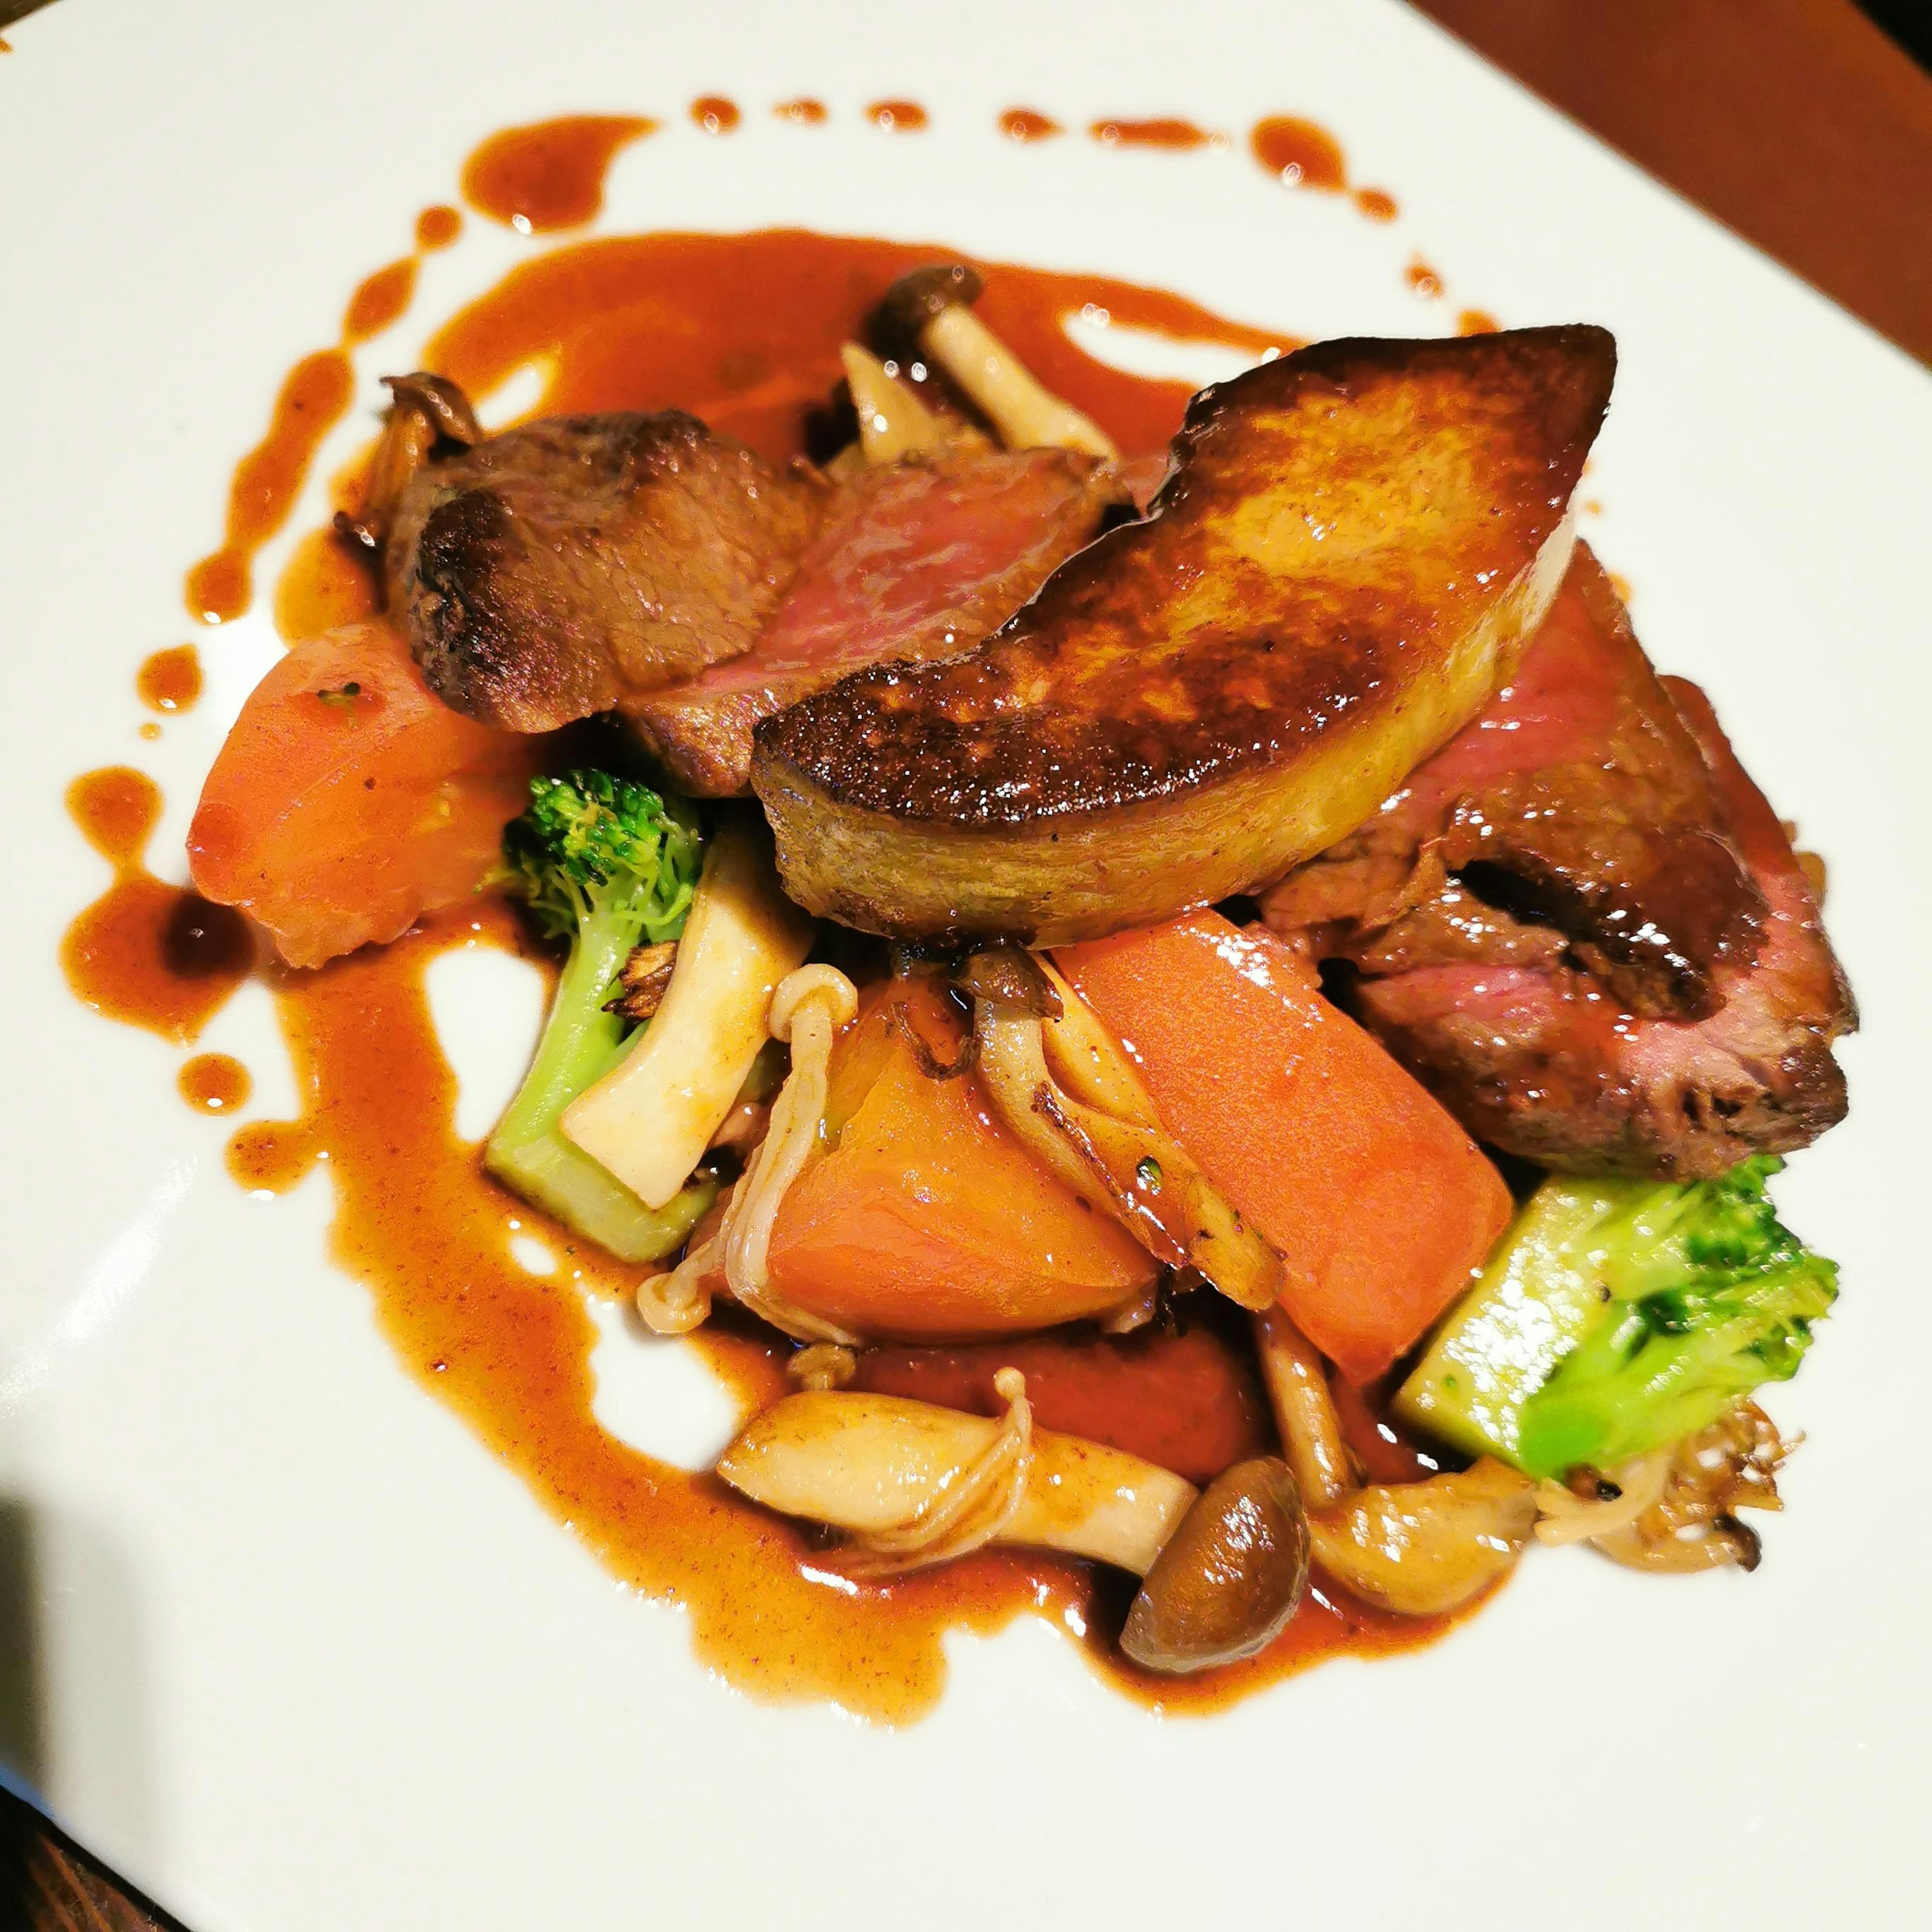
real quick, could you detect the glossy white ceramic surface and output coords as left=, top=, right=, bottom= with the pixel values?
left=2, top=2, right=1927, bottom=1926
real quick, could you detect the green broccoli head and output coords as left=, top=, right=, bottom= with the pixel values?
left=503, top=770, right=700, bottom=944
left=1515, top=1158, right=1836, bottom=1476
left=1395, top=1157, right=1837, bottom=1481
left=486, top=769, right=711, bottom=1266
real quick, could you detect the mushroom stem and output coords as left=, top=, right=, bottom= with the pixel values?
left=717, top=1388, right=1197, bottom=1575
left=921, top=303, right=1118, bottom=458
left=1252, top=1306, right=1356, bottom=1509
left=839, top=343, right=950, bottom=464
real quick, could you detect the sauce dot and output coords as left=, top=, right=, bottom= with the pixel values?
left=342, top=257, right=418, bottom=345
left=1457, top=308, right=1500, bottom=335
left=1091, top=117, right=1212, bottom=151
left=1250, top=116, right=1346, bottom=192
left=1354, top=187, right=1398, bottom=220
left=773, top=98, right=827, bottom=125
left=998, top=108, right=1062, bottom=142
left=1407, top=259, right=1444, bottom=299
left=180, top=1053, right=252, bottom=1114
left=866, top=100, right=928, bottom=132
left=137, top=645, right=202, bottom=715
left=692, top=96, right=741, bottom=134
left=415, top=204, right=462, bottom=250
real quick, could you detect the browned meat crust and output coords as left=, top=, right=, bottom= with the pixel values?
left=623, top=447, right=1122, bottom=796
left=1263, top=551, right=1854, bottom=1178
left=385, top=411, right=823, bottom=731
left=753, top=326, right=1616, bottom=944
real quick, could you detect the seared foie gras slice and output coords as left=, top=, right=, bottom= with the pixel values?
left=387, top=409, right=823, bottom=731
left=624, top=446, right=1123, bottom=796
left=752, top=326, right=1616, bottom=945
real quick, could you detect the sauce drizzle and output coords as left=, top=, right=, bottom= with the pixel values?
left=1091, top=117, right=1215, bottom=151
left=183, top=350, right=355, bottom=625
left=342, top=257, right=419, bottom=345
left=774, top=98, right=828, bottom=125
left=461, top=114, right=658, bottom=231
left=62, top=769, right=252, bottom=1043
left=415, top=204, right=462, bottom=251
left=1250, top=115, right=1346, bottom=192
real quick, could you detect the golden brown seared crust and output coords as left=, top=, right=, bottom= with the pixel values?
left=386, top=411, right=824, bottom=732
left=752, top=326, right=1617, bottom=944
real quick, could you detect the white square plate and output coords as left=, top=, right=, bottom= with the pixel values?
left=3, top=2, right=1928, bottom=1926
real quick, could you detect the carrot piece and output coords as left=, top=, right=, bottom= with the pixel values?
left=1057, top=912, right=1511, bottom=1381
left=764, top=978, right=1157, bottom=1340
left=188, top=621, right=544, bottom=968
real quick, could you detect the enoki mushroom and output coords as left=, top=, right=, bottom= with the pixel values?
left=636, top=965, right=860, bottom=1343
left=840, top=1369, right=1036, bottom=1577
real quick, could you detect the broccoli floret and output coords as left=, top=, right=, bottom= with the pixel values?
left=486, top=771, right=713, bottom=1262
left=1395, top=1158, right=1837, bottom=1480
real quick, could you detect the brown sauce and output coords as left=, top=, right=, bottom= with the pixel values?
left=1091, top=117, right=1215, bottom=151
left=866, top=100, right=928, bottom=132
left=75, top=220, right=1476, bottom=1720
left=1458, top=307, right=1501, bottom=335
left=137, top=645, right=202, bottom=714
left=1408, top=259, right=1445, bottom=299
left=179, top=1053, right=251, bottom=1114
left=273, top=525, right=379, bottom=642
left=139, top=723, right=161, bottom=743
left=998, top=108, right=1062, bottom=142
left=342, top=257, right=418, bottom=345
left=415, top=204, right=462, bottom=251
left=62, top=769, right=252, bottom=1043
left=1355, top=187, right=1399, bottom=220
left=423, top=229, right=1292, bottom=463
left=774, top=98, right=828, bottom=125
left=184, top=350, right=354, bottom=625
left=1250, top=115, right=1345, bottom=192
left=691, top=97, right=740, bottom=135
left=461, top=115, right=657, bottom=232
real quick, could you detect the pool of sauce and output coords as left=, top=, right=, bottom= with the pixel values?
left=73, top=120, right=1490, bottom=1721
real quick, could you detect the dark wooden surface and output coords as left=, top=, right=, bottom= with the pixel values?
left=4, top=1, right=1928, bottom=1926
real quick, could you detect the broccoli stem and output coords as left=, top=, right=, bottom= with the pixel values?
left=486, top=903, right=714, bottom=1264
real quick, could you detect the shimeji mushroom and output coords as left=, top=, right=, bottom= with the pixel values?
left=838, top=342, right=953, bottom=464
left=339, top=371, right=481, bottom=552
left=875, top=264, right=1118, bottom=458
left=718, top=1379, right=1314, bottom=1673
left=1253, top=1303, right=1539, bottom=1615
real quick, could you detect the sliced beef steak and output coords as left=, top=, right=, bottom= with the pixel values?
left=1262, top=546, right=1853, bottom=1178
left=624, top=447, right=1123, bottom=795
left=386, top=411, right=823, bottom=731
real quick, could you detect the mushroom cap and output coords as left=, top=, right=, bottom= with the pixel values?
left=874, top=263, right=987, bottom=351
left=1121, top=1455, right=1310, bottom=1675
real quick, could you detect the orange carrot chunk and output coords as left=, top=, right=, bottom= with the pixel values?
left=764, top=978, right=1157, bottom=1340
left=188, top=621, right=543, bottom=969
left=1057, top=911, right=1511, bottom=1382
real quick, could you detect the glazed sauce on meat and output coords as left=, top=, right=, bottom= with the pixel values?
left=75, top=219, right=1474, bottom=1719
left=998, top=108, right=1062, bottom=142
left=462, top=115, right=658, bottom=231
left=137, top=645, right=201, bottom=714
left=62, top=768, right=252, bottom=1042
left=1091, top=117, right=1215, bottom=151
